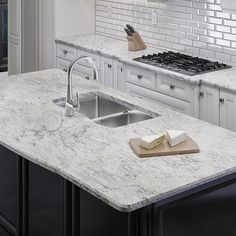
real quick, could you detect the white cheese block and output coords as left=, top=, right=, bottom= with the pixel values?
left=139, top=134, right=165, bottom=150
left=166, top=130, right=187, bottom=147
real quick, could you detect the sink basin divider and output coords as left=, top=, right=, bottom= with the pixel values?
left=91, top=110, right=130, bottom=123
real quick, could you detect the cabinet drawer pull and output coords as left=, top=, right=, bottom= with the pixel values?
left=219, top=98, right=225, bottom=104
left=108, top=64, right=112, bottom=68
left=199, top=92, right=204, bottom=97
left=63, top=50, right=68, bottom=55
left=170, top=85, right=175, bottom=90
left=63, top=68, right=68, bottom=72
left=137, top=74, right=142, bottom=79
left=85, top=76, right=90, bottom=80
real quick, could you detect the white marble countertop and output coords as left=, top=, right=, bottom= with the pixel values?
left=56, top=34, right=236, bottom=93
left=1, top=69, right=236, bottom=212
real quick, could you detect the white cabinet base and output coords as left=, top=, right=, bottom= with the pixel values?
left=200, top=85, right=220, bottom=126
left=126, top=83, right=191, bottom=115
left=220, top=90, right=236, bottom=132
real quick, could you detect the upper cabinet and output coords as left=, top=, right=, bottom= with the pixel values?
left=221, top=0, right=236, bottom=14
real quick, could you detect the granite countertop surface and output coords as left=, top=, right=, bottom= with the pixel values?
left=56, top=34, right=236, bottom=93
left=1, top=69, right=236, bottom=212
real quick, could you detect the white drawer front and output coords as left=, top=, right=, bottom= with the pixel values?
left=77, top=49, right=101, bottom=69
left=74, top=65, right=101, bottom=83
left=57, top=58, right=100, bottom=82
left=56, top=44, right=77, bottom=62
left=126, top=83, right=191, bottom=115
left=57, top=58, right=70, bottom=72
left=156, top=75, right=191, bottom=102
left=126, top=66, right=156, bottom=90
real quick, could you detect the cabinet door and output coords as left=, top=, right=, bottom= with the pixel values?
left=126, top=66, right=156, bottom=90
left=74, top=65, right=101, bottom=82
left=126, top=83, right=191, bottom=115
left=113, top=61, right=125, bottom=91
left=80, top=189, right=128, bottom=236
left=220, top=90, right=236, bottom=132
left=0, top=145, right=17, bottom=227
left=156, top=75, right=191, bottom=102
left=199, top=85, right=220, bottom=126
left=28, top=162, right=64, bottom=236
left=77, top=49, right=101, bottom=69
left=0, top=227, right=11, bottom=236
left=56, top=44, right=78, bottom=62
left=101, top=57, right=113, bottom=87
left=57, top=57, right=101, bottom=83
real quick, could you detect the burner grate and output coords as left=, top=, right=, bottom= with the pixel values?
left=133, top=51, right=231, bottom=76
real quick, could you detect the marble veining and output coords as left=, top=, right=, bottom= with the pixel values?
left=1, top=69, right=236, bottom=212
left=56, top=34, right=236, bottom=93
left=55, top=34, right=200, bottom=84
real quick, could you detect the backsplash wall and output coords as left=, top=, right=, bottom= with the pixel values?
left=96, top=0, right=236, bottom=65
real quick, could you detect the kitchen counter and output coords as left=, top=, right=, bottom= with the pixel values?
left=56, top=34, right=236, bottom=93
left=1, top=69, right=236, bottom=212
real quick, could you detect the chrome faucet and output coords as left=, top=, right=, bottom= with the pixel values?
left=65, top=56, right=98, bottom=117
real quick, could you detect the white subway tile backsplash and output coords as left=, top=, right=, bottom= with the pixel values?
left=96, top=0, right=236, bottom=65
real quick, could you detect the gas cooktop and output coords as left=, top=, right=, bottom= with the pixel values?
left=133, top=51, right=231, bottom=76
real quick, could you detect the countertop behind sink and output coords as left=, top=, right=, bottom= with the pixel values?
left=56, top=34, right=236, bottom=93
left=1, top=69, right=236, bottom=212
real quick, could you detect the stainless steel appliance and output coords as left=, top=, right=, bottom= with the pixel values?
left=134, top=51, right=231, bottom=76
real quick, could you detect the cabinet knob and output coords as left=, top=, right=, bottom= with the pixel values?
left=108, top=64, right=112, bottom=68
left=63, top=50, right=68, bottom=55
left=170, top=85, right=175, bottom=90
left=199, top=92, right=204, bottom=97
left=219, top=98, right=225, bottom=104
left=85, top=76, right=90, bottom=80
left=63, top=68, right=68, bottom=72
left=137, top=74, right=142, bottom=79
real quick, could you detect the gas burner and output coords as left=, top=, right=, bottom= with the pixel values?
left=134, top=51, right=231, bottom=76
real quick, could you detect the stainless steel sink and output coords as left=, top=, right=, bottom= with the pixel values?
left=53, top=94, right=131, bottom=119
left=53, top=92, right=155, bottom=128
left=93, top=110, right=153, bottom=128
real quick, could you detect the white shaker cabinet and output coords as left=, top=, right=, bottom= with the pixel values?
left=113, top=61, right=125, bottom=92
left=101, top=57, right=113, bottom=87
left=219, top=90, right=236, bottom=132
left=100, top=57, right=125, bottom=91
left=200, top=85, right=236, bottom=132
left=199, top=85, right=220, bottom=126
left=126, top=83, right=191, bottom=115
left=126, top=66, right=156, bottom=90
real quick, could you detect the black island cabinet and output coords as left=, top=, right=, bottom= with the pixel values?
left=1, top=144, right=236, bottom=236
left=0, top=144, right=130, bottom=236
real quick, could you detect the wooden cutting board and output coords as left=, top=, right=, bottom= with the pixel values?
left=129, top=136, right=200, bottom=158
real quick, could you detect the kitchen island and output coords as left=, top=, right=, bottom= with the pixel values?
left=1, top=69, right=236, bottom=236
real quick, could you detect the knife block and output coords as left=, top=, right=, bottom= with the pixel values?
left=127, top=32, right=147, bottom=51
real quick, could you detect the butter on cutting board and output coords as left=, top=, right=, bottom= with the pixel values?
left=139, top=134, right=165, bottom=150
left=166, top=130, right=187, bottom=147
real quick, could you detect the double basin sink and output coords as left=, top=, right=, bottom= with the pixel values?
left=53, top=92, right=156, bottom=128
